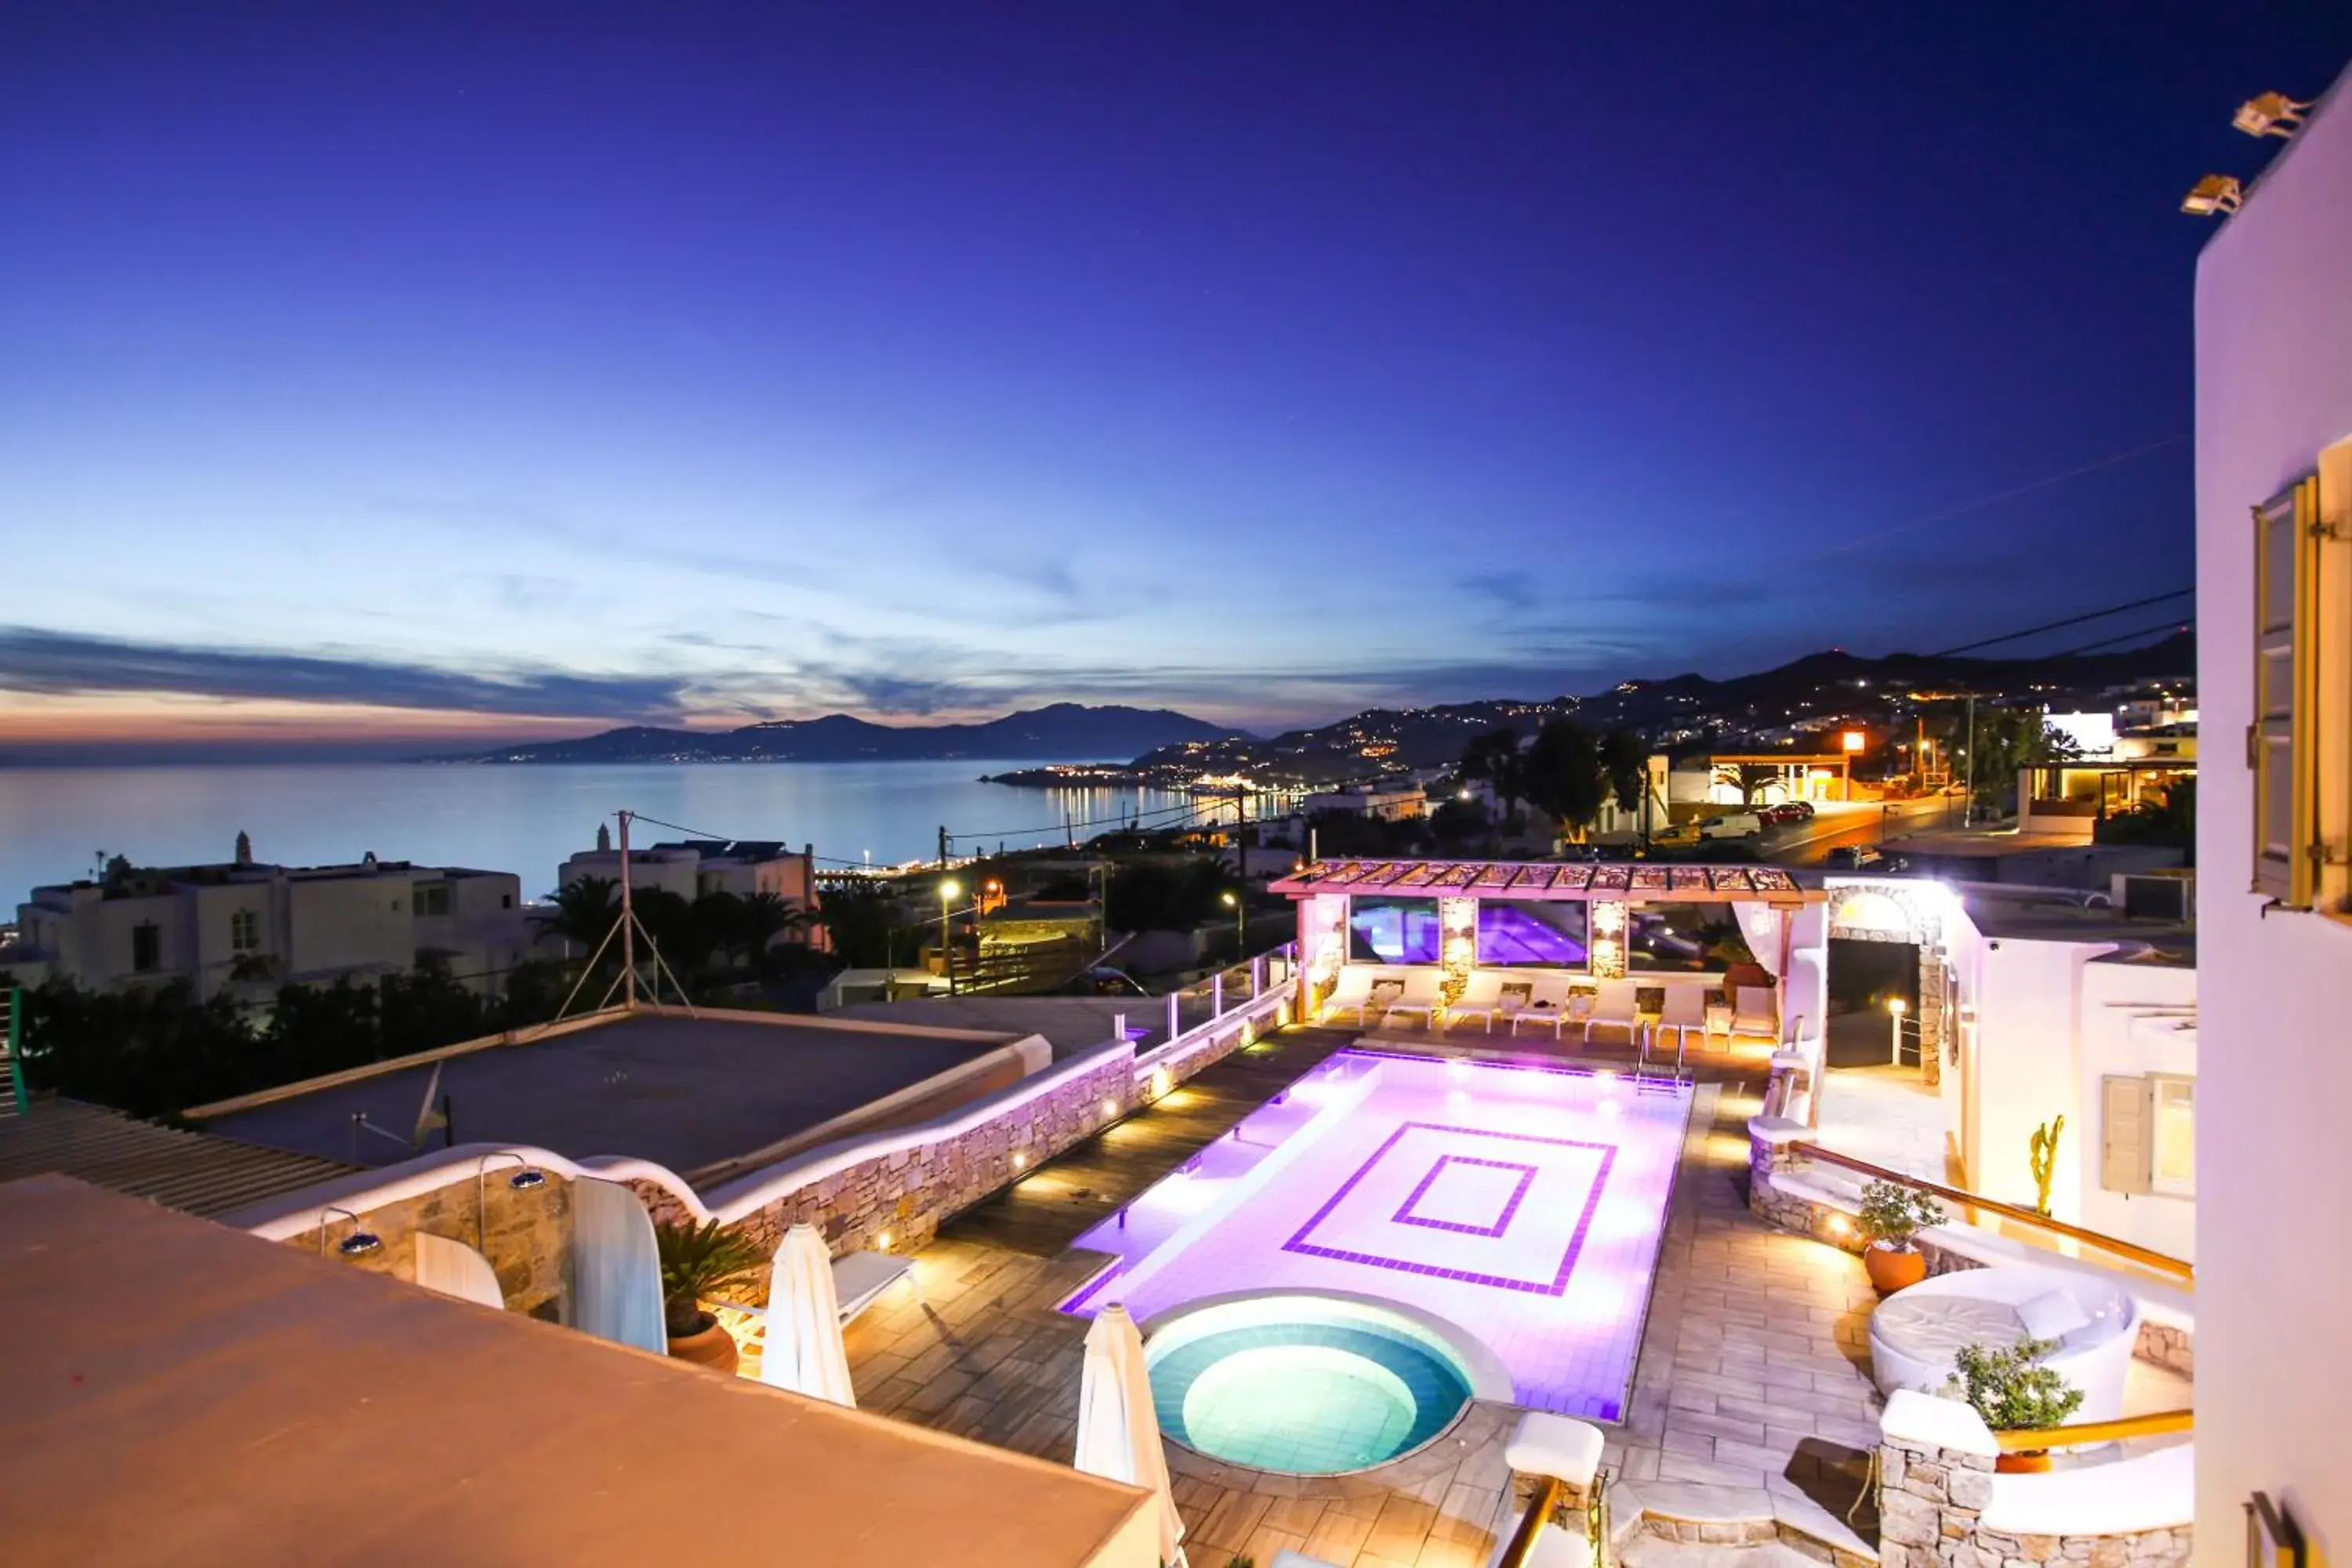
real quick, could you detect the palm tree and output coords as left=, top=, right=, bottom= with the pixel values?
left=542, top=877, right=620, bottom=957
left=738, top=892, right=805, bottom=965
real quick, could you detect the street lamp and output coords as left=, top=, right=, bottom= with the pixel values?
left=940, top=878, right=960, bottom=995
left=1221, top=889, right=1244, bottom=956
left=1886, top=996, right=1912, bottom=1067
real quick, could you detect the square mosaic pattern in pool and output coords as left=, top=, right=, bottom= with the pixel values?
left=1066, top=1051, right=1693, bottom=1420
left=1391, top=1153, right=1540, bottom=1238
left=1290, top=1124, right=1612, bottom=1291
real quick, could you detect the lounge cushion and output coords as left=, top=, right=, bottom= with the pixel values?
left=2016, top=1288, right=2092, bottom=1342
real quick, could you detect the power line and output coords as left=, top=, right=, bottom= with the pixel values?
left=2046, top=619, right=2194, bottom=659
left=1809, top=434, right=2186, bottom=563
left=1930, top=589, right=2194, bottom=658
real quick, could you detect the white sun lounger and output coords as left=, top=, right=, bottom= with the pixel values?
left=1378, top=969, right=1448, bottom=1031
left=832, top=1250, right=916, bottom=1323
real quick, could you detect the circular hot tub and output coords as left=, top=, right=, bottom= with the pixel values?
left=1143, top=1295, right=1480, bottom=1475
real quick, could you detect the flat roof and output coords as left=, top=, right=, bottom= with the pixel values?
left=0, top=1097, right=356, bottom=1218
left=1960, top=893, right=2196, bottom=962
left=1269, top=857, right=1818, bottom=902
left=0, top=1175, right=1150, bottom=1568
left=830, top=995, right=1187, bottom=1061
left=193, top=1009, right=1022, bottom=1181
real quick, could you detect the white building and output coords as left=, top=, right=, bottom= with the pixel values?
left=1299, top=782, right=1427, bottom=822
left=2190, top=55, right=2352, bottom=1548
left=4, top=840, right=529, bottom=1000
left=1821, top=879, right=2197, bottom=1261
left=557, top=836, right=826, bottom=950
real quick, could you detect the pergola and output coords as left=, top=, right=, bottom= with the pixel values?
left=1268, top=858, right=1831, bottom=1103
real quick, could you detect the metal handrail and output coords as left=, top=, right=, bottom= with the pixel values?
left=1995, top=1407, right=2193, bottom=1451
left=1794, top=1142, right=2195, bottom=1283
left=1494, top=1475, right=1563, bottom=1568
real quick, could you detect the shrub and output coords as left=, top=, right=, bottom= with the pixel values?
left=1947, top=1337, right=2085, bottom=1432
left=1857, top=1178, right=1947, bottom=1251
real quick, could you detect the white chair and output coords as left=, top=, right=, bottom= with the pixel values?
left=1319, top=967, right=1388, bottom=1027
left=1730, top=985, right=1779, bottom=1044
left=1443, top=971, right=1509, bottom=1032
left=1378, top=969, right=1447, bottom=1032
left=1583, top=980, right=1646, bottom=1048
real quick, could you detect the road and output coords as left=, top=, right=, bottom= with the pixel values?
left=1757, top=795, right=1959, bottom=867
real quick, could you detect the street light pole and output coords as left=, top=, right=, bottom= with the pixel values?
left=1962, top=694, right=1977, bottom=829
left=940, top=878, right=960, bottom=996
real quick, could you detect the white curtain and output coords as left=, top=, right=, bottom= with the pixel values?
left=415, top=1232, right=505, bottom=1310
left=761, top=1223, right=856, bottom=1406
left=1075, top=1305, right=1187, bottom=1568
left=564, top=1178, right=666, bottom=1355
left=1732, top=902, right=1785, bottom=978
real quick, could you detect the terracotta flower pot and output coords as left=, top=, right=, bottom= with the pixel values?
left=1863, top=1241, right=1928, bottom=1294
left=666, top=1312, right=740, bottom=1375
left=1995, top=1450, right=2053, bottom=1474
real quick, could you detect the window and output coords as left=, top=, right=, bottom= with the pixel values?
left=413, top=883, right=452, bottom=918
left=1624, top=903, right=1734, bottom=973
left=230, top=909, right=260, bottom=951
left=1348, top=897, right=1439, bottom=964
left=131, top=921, right=160, bottom=973
left=2250, top=475, right=2318, bottom=904
left=2151, top=1076, right=2194, bottom=1196
left=1475, top=902, right=1589, bottom=967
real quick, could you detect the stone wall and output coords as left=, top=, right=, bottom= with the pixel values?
left=1748, top=1120, right=2193, bottom=1370
left=1878, top=1411, right=2190, bottom=1568
left=281, top=1168, right=573, bottom=1319
left=659, top=1050, right=1139, bottom=1266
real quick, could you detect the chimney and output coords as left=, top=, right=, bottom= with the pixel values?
left=234, top=830, right=253, bottom=867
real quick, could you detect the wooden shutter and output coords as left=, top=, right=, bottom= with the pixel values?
left=2252, top=477, right=2321, bottom=903
left=2100, top=1074, right=2152, bottom=1195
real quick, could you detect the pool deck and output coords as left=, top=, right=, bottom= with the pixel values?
left=842, top=1022, right=1900, bottom=1564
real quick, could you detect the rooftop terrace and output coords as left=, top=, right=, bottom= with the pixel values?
left=194, top=1007, right=1040, bottom=1185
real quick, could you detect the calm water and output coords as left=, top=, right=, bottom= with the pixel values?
left=0, top=761, right=1206, bottom=903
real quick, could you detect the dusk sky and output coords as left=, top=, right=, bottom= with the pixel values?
left=5, top=4, right=2347, bottom=754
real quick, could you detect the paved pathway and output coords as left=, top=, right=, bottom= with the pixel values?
left=841, top=1029, right=1888, bottom=1567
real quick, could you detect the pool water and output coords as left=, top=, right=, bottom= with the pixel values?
left=1064, top=1048, right=1693, bottom=1422
left=1149, top=1310, right=1473, bottom=1474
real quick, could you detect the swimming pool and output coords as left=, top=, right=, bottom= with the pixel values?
left=1062, top=1048, right=1693, bottom=1425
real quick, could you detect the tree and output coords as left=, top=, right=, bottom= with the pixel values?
left=1458, top=728, right=1524, bottom=818
left=1520, top=719, right=1606, bottom=840
left=737, top=891, right=805, bottom=966
left=1958, top=709, right=2078, bottom=822
left=543, top=876, right=620, bottom=956
left=2100, top=776, right=2195, bottom=855
left=816, top=882, right=921, bottom=969
left=1599, top=729, right=1649, bottom=817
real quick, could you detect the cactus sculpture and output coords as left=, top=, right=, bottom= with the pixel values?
left=2029, top=1115, right=2064, bottom=1217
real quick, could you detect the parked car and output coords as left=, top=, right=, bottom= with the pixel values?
left=1698, top=811, right=1764, bottom=840
left=1759, top=803, right=1805, bottom=827
left=1783, top=800, right=1817, bottom=820
left=1823, top=844, right=1909, bottom=872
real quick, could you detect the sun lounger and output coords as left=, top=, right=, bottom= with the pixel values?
left=1503, top=975, right=1581, bottom=1039
left=832, top=1250, right=916, bottom=1323
left=1730, top=984, right=1779, bottom=1044
left=1377, top=969, right=1447, bottom=1031
left=1442, top=971, right=1510, bottom=1032
left=1321, top=967, right=1392, bottom=1027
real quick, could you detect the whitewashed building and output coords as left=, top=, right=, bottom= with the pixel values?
left=2190, top=53, right=2352, bottom=1548
left=4, top=841, right=529, bottom=1000
left=557, top=836, right=826, bottom=950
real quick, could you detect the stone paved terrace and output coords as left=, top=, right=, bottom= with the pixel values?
left=841, top=1022, right=1896, bottom=1566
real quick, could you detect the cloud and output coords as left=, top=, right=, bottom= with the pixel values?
left=0, top=627, right=697, bottom=721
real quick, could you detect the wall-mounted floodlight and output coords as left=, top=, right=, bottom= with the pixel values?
left=2233, top=92, right=2311, bottom=139
left=318, top=1206, right=383, bottom=1258
left=2180, top=175, right=2242, bottom=216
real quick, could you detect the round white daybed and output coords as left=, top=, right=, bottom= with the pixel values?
left=1867, top=1263, right=2139, bottom=1423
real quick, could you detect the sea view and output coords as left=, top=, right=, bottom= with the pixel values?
left=0, top=760, right=1198, bottom=902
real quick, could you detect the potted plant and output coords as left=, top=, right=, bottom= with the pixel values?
left=1856, top=1178, right=1947, bottom=1294
left=655, top=1218, right=766, bottom=1375
left=1947, top=1336, right=2085, bottom=1472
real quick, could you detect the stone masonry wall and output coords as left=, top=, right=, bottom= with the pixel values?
left=1877, top=1432, right=2190, bottom=1568
left=281, top=1170, right=573, bottom=1319
left=655, top=1051, right=1139, bottom=1269
left=1749, top=1124, right=2192, bottom=1370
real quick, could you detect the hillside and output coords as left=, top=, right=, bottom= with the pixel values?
left=437, top=703, right=1243, bottom=764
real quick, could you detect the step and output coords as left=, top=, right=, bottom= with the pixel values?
left=1605, top=1480, right=1874, bottom=1568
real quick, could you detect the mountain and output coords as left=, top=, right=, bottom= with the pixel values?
left=1120, top=633, right=2197, bottom=784
left=435, top=703, right=1243, bottom=764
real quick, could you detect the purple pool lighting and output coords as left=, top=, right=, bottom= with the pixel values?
left=1058, top=1050, right=1692, bottom=1422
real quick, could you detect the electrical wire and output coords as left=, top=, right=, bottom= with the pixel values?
left=1930, top=589, right=2193, bottom=657
left=1807, top=435, right=2187, bottom=563
left=2045, top=619, right=2194, bottom=659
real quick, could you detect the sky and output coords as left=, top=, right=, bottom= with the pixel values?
left=3, top=3, right=2348, bottom=757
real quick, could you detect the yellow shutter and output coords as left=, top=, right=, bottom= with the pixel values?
left=2251, top=477, right=2320, bottom=904
left=2100, top=1073, right=2151, bottom=1196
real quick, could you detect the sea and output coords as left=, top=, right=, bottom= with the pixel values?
left=0, top=761, right=1211, bottom=905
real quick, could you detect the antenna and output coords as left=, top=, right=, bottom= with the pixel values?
left=411, top=1059, right=448, bottom=1147
left=617, top=809, right=637, bottom=1010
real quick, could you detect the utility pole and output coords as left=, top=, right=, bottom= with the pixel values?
left=1962, top=695, right=1978, bottom=829
left=937, top=825, right=953, bottom=994
left=617, top=809, right=637, bottom=1010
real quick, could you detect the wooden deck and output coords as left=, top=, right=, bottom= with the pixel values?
left=939, top=1025, right=1358, bottom=1256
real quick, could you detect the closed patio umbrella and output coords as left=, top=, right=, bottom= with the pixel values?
left=759, top=1223, right=856, bottom=1407
left=1075, top=1305, right=1186, bottom=1568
